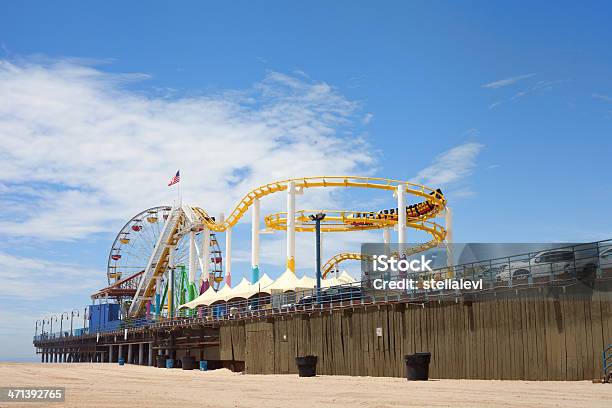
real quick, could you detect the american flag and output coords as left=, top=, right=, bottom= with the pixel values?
left=168, top=170, right=180, bottom=186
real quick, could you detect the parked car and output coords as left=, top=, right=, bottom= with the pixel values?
left=496, top=249, right=574, bottom=282
left=573, top=245, right=612, bottom=283
left=297, top=286, right=364, bottom=306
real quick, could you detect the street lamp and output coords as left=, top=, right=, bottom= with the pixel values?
left=49, top=316, right=58, bottom=338
left=41, top=319, right=48, bottom=339
left=309, top=212, right=326, bottom=304
left=70, top=309, right=80, bottom=337
left=83, top=306, right=89, bottom=334
left=60, top=312, right=69, bottom=338
left=35, top=319, right=42, bottom=340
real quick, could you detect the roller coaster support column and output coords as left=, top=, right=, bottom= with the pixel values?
left=188, top=231, right=197, bottom=286
left=383, top=228, right=390, bottom=244
left=397, top=184, right=406, bottom=256
left=226, top=225, right=232, bottom=286
left=168, top=245, right=176, bottom=317
left=286, top=181, right=296, bottom=273
left=445, top=207, right=454, bottom=274
left=154, top=276, right=161, bottom=317
left=251, top=198, right=260, bottom=283
left=200, top=227, right=210, bottom=291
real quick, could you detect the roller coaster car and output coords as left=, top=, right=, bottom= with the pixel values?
left=346, top=188, right=444, bottom=221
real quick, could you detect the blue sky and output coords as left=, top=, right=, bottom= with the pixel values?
left=0, top=1, right=611, bottom=360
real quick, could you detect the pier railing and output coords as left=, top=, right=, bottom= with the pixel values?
left=34, top=239, right=612, bottom=342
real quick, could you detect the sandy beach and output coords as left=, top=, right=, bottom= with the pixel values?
left=0, top=363, right=610, bottom=408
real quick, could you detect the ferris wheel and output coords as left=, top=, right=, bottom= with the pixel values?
left=106, top=206, right=225, bottom=306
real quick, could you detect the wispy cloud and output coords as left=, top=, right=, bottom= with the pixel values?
left=481, top=73, right=535, bottom=89
left=413, top=142, right=484, bottom=187
left=485, top=77, right=569, bottom=110
left=0, top=252, right=101, bottom=299
left=0, top=58, right=375, bottom=241
left=593, top=93, right=612, bottom=102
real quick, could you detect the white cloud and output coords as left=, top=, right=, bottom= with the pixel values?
left=362, top=113, right=374, bottom=124
left=0, top=58, right=374, bottom=241
left=481, top=73, right=535, bottom=89
left=413, top=142, right=484, bottom=187
left=0, top=252, right=101, bottom=299
left=593, top=93, right=612, bottom=102
left=488, top=101, right=502, bottom=110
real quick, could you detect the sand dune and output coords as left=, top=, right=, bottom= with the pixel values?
left=0, top=363, right=610, bottom=408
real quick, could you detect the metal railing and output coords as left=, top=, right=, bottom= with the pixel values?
left=604, top=344, right=612, bottom=380
left=34, top=239, right=612, bottom=342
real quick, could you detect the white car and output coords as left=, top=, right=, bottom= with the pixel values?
left=497, top=249, right=574, bottom=282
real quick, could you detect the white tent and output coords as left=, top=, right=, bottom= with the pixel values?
left=250, top=273, right=274, bottom=293
left=179, top=285, right=223, bottom=309
left=266, top=269, right=303, bottom=292
left=179, top=273, right=277, bottom=309
left=298, top=274, right=316, bottom=288
left=338, top=271, right=357, bottom=284
left=321, top=276, right=341, bottom=288
left=224, top=277, right=251, bottom=299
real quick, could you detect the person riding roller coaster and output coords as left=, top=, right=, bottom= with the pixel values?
left=348, top=188, right=444, bottom=221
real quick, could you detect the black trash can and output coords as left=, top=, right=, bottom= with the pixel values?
left=404, top=352, right=431, bottom=380
left=156, top=354, right=169, bottom=368
left=182, top=355, right=196, bottom=370
left=295, top=355, right=317, bottom=377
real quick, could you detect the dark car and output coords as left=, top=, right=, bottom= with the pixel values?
left=297, top=286, right=364, bottom=306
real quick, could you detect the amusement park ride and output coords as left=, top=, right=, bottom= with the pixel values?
left=91, top=176, right=449, bottom=319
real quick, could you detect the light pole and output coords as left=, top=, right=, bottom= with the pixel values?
left=42, top=319, right=47, bottom=339
left=309, top=212, right=326, bottom=304
left=60, top=312, right=69, bottom=338
left=49, top=316, right=58, bottom=338
left=70, top=309, right=80, bottom=337
left=35, top=319, right=42, bottom=339
left=83, top=306, right=89, bottom=334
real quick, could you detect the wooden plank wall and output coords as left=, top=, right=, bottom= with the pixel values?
left=218, top=285, right=612, bottom=380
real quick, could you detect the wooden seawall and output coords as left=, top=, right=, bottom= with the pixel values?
left=220, top=285, right=612, bottom=380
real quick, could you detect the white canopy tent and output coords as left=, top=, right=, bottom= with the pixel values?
left=266, top=269, right=303, bottom=292
left=178, top=271, right=359, bottom=310
left=179, top=273, right=275, bottom=309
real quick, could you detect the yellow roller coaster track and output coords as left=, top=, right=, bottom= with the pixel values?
left=191, top=176, right=446, bottom=231
left=192, top=176, right=447, bottom=278
left=264, top=210, right=446, bottom=278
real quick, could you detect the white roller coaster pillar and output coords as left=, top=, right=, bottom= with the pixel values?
left=188, top=231, right=196, bottom=284
left=167, top=245, right=176, bottom=316
left=200, top=227, right=210, bottom=289
left=286, top=181, right=296, bottom=273
left=225, top=222, right=232, bottom=287
left=445, top=206, right=453, bottom=245
left=251, top=197, right=260, bottom=283
left=397, top=184, right=406, bottom=256
left=383, top=228, right=390, bottom=245
left=445, top=206, right=453, bottom=270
